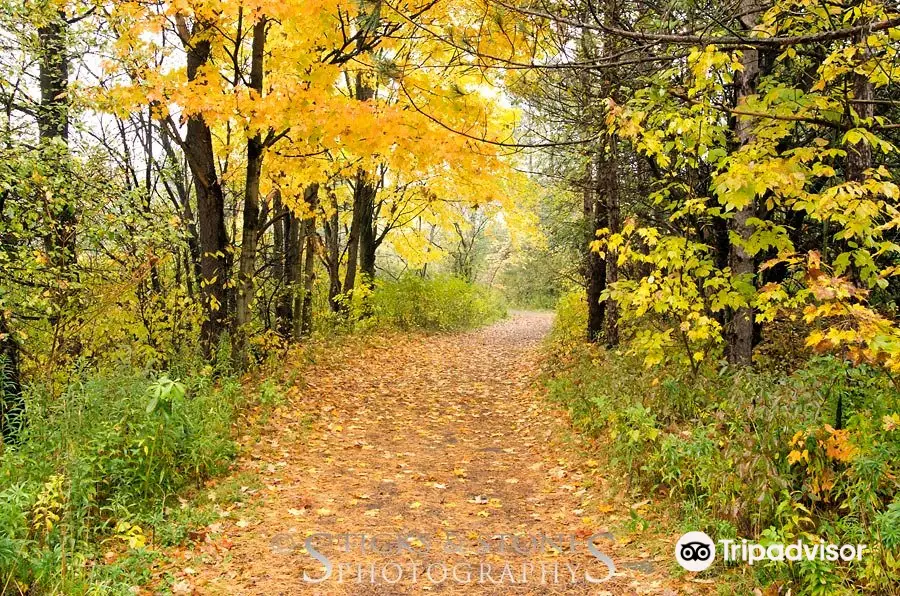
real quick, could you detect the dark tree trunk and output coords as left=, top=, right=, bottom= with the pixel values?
left=847, top=32, right=873, bottom=185
left=726, top=1, right=761, bottom=366
left=0, top=279, right=23, bottom=445
left=707, top=194, right=731, bottom=331
left=300, top=184, right=319, bottom=337
left=38, top=13, right=69, bottom=143
left=182, top=19, right=230, bottom=355
left=583, top=159, right=606, bottom=343
left=272, top=191, right=292, bottom=335
left=343, top=76, right=377, bottom=302
left=39, top=11, right=75, bottom=275
left=586, top=245, right=607, bottom=343
left=272, top=191, right=285, bottom=284
left=234, top=17, right=268, bottom=365
left=360, top=173, right=379, bottom=283
left=601, top=140, right=621, bottom=347
left=360, top=208, right=377, bottom=283
left=344, top=170, right=376, bottom=297
left=323, top=202, right=342, bottom=312
left=712, top=213, right=730, bottom=271
left=281, top=213, right=302, bottom=338
left=343, top=171, right=364, bottom=299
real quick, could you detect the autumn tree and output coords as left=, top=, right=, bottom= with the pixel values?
left=98, top=0, right=530, bottom=364
left=545, top=0, right=900, bottom=370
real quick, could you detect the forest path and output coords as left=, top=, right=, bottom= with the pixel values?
left=165, top=312, right=689, bottom=594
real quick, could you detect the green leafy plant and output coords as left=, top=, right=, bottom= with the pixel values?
left=145, top=376, right=186, bottom=416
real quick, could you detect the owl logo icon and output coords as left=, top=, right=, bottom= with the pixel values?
left=675, top=531, right=715, bottom=572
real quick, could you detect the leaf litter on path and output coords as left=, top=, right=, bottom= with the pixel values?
left=157, top=312, right=709, bottom=595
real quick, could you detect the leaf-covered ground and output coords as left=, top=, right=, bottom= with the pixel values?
left=161, top=312, right=708, bottom=594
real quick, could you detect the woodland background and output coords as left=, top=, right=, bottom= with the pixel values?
left=1, top=0, right=900, bottom=593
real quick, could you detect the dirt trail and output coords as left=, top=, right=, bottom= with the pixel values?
left=168, top=312, right=686, bottom=594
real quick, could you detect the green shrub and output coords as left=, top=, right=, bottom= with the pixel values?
left=369, top=274, right=507, bottom=332
left=0, top=366, right=255, bottom=593
left=545, top=311, right=900, bottom=593
left=547, top=290, right=587, bottom=346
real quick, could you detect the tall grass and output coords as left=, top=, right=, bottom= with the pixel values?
left=0, top=365, right=264, bottom=593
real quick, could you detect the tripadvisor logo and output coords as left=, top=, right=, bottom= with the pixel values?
left=675, top=531, right=715, bottom=572
left=675, top=531, right=868, bottom=571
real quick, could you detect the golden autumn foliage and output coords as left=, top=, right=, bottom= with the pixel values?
left=99, top=0, right=535, bottom=233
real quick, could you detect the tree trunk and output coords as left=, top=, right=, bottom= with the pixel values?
left=39, top=11, right=75, bottom=281
left=7, top=8, right=73, bottom=440
left=358, top=182, right=377, bottom=321
left=300, top=184, right=319, bottom=337
left=601, top=140, right=621, bottom=347
left=840, top=33, right=873, bottom=291
left=323, top=202, right=342, bottom=312
left=343, top=75, right=377, bottom=303
left=272, top=190, right=291, bottom=335
left=360, top=208, right=377, bottom=282
left=343, top=171, right=364, bottom=299
left=182, top=19, right=230, bottom=355
left=583, top=158, right=606, bottom=343
left=233, top=17, right=267, bottom=365
left=726, top=1, right=762, bottom=366
left=846, top=32, right=873, bottom=184
left=344, top=169, right=376, bottom=298
left=38, top=12, right=69, bottom=143
left=0, top=282, right=23, bottom=446
left=282, top=213, right=302, bottom=337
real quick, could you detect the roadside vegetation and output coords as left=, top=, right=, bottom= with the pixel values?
left=544, top=292, right=900, bottom=594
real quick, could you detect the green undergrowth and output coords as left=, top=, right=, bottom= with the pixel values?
left=545, top=292, right=900, bottom=595
left=0, top=354, right=293, bottom=593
